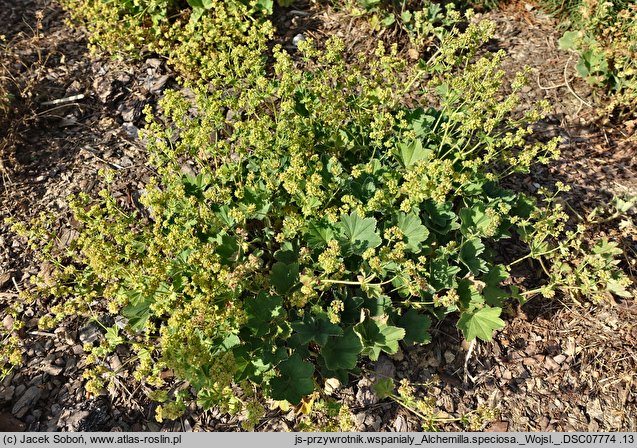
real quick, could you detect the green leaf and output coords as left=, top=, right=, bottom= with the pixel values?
left=459, top=204, right=493, bottom=237
left=398, top=309, right=431, bottom=344
left=606, top=279, right=632, bottom=298
left=255, top=0, right=274, bottom=14
left=558, top=31, right=578, bottom=50
left=105, top=325, right=124, bottom=348
left=397, top=212, right=429, bottom=253
left=338, top=211, right=381, bottom=256
left=457, top=307, right=505, bottom=342
left=459, top=238, right=487, bottom=274
left=394, top=139, right=430, bottom=169
left=233, top=343, right=276, bottom=382
left=359, top=0, right=382, bottom=10
left=274, top=241, right=298, bottom=263
left=592, top=238, right=623, bottom=257
left=354, top=318, right=405, bottom=361
left=457, top=279, right=484, bottom=310
left=340, top=295, right=365, bottom=324
left=321, top=327, right=363, bottom=370
left=484, top=264, right=509, bottom=285
left=483, top=265, right=509, bottom=307
left=373, top=377, right=394, bottom=399
left=363, top=295, right=392, bottom=317
left=240, top=187, right=271, bottom=219
left=381, top=13, right=395, bottom=27
left=121, top=289, right=153, bottom=332
left=182, top=173, right=212, bottom=199
left=291, top=315, right=343, bottom=346
left=271, top=262, right=299, bottom=295
left=422, top=200, right=459, bottom=235
left=213, top=204, right=235, bottom=227
left=220, top=334, right=240, bottom=352
left=304, top=219, right=336, bottom=249
left=216, top=234, right=239, bottom=265
left=244, top=292, right=284, bottom=336
left=270, top=354, right=315, bottom=404
left=429, top=257, right=461, bottom=291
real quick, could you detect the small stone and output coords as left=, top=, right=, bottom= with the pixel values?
left=486, top=421, right=510, bottom=432
left=55, top=327, right=76, bottom=345
left=2, top=372, right=14, bottom=387
left=145, top=58, right=162, bottom=69
left=12, top=386, right=43, bottom=418
left=121, top=106, right=137, bottom=123
left=292, top=33, right=306, bottom=47
left=389, top=347, right=404, bottom=362
left=424, top=352, right=440, bottom=368
left=58, top=409, right=90, bottom=431
left=586, top=398, right=604, bottom=422
left=370, top=416, right=382, bottom=431
left=2, top=314, right=14, bottom=331
left=363, top=414, right=375, bottom=426
left=324, top=378, right=341, bottom=395
left=119, top=156, right=132, bottom=168
left=122, top=123, right=139, bottom=139
left=443, top=350, right=456, bottom=364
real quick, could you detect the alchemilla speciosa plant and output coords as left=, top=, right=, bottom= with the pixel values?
left=3, top=0, right=631, bottom=429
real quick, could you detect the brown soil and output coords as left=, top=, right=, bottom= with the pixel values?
left=0, top=0, right=635, bottom=432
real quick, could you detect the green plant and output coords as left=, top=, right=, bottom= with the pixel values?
left=345, top=0, right=467, bottom=51
left=61, top=0, right=274, bottom=71
left=554, top=1, right=637, bottom=118
left=373, top=376, right=496, bottom=430
left=5, top=7, right=631, bottom=428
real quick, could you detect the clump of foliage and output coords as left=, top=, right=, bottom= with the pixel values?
left=60, top=0, right=275, bottom=80
left=3, top=1, right=631, bottom=431
left=556, top=0, right=637, bottom=118
left=6, top=11, right=631, bottom=424
left=349, top=0, right=460, bottom=37
left=345, top=0, right=492, bottom=54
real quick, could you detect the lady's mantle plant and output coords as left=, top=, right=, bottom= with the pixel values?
left=5, top=10, right=631, bottom=425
